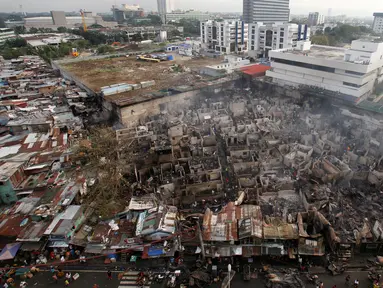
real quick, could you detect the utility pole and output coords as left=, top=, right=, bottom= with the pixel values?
left=197, top=221, right=205, bottom=261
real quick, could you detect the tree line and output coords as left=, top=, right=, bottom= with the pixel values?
left=310, top=24, right=378, bottom=46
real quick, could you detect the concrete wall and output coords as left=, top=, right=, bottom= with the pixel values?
left=118, top=82, right=233, bottom=127
left=51, top=61, right=96, bottom=96
left=118, top=90, right=199, bottom=127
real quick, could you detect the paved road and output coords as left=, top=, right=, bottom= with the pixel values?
left=11, top=270, right=375, bottom=288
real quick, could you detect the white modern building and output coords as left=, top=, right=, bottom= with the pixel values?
left=200, top=55, right=251, bottom=76
left=266, top=39, right=383, bottom=102
left=248, top=22, right=310, bottom=58
left=243, top=0, right=290, bottom=24
left=0, top=28, right=16, bottom=44
left=201, top=20, right=248, bottom=54
left=372, top=13, right=383, bottom=34
left=308, top=12, right=325, bottom=26
left=165, top=10, right=212, bottom=23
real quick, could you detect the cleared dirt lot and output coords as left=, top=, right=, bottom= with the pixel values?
left=62, top=54, right=223, bottom=101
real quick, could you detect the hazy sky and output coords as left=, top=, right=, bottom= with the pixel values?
left=1, top=0, right=383, bottom=17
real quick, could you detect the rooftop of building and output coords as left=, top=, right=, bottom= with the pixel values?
left=60, top=54, right=224, bottom=107
left=286, top=45, right=346, bottom=61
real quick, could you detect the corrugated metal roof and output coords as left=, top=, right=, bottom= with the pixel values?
left=43, top=205, right=81, bottom=235
left=263, top=217, right=299, bottom=240
left=139, top=205, right=177, bottom=237
left=0, top=161, right=24, bottom=181
left=17, top=221, right=50, bottom=242
left=203, top=202, right=262, bottom=241
left=0, top=145, right=21, bottom=160
left=0, top=215, right=28, bottom=237
left=240, top=64, right=270, bottom=76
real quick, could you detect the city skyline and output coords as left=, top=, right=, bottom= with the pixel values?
left=1, top=0, right=382, bottom=17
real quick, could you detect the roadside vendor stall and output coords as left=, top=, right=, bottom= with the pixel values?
left=0, top=243, right=21, bottom=261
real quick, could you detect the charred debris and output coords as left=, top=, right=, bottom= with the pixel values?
left=116, top=87, right=383, bottom=262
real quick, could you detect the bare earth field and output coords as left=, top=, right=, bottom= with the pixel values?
left=62, top=54, right=223, bottom=102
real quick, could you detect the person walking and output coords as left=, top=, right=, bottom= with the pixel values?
left=345, top=275, right=350, bottom=286
left=107, top=270, right=112, bottom=280
left=65, top=272, right=71, bottom=282
left=52, top=274, right=58, bottom=284
left=319, top=282, right=324, bottom=288
left=353, top=279, right=359, bottom=288
left=64, top=279, right=69, bottom=287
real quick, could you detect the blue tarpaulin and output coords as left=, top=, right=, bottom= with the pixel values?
left=148, top=247, right=164, bottom=257
left=0, top=242, right=21, bottom=260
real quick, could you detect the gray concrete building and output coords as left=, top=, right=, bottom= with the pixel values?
left=243, top=0, right=290, bottom=24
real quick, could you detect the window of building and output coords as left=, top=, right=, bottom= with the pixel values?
left=265, top=30, right=273, bottom=46
left=280, top=32, right=284, bottom=37
left=280, top=28, right=284, bottom=31
left=273, top=58, right=336, bottom=73
left=251, top=46, right=254, bottom=50
left=345, top=70, right=365, bottom=76
left=279, top=44, right=283, bottom=48
left=343, top=81, right=366, bottom=88
left=280, top=38, right=284, bottom=43
left=251, top=41, right=255, bottom=45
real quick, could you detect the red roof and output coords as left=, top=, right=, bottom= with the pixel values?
left=240, top=64, right=271, bottom=76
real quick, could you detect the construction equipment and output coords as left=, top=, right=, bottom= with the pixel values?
left=71, top=48, right=79, bottom=57
left=80, top=10, right=87, bottom=32
left=136, top=55, right=160, bottom=63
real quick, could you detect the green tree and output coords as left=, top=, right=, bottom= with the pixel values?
left=131, top=33, right=143, bottom=42
left=7, top=14, right=23, bottom=21
left=311, top=35, right=330, bottom=46
left=58, top=42, right=72, bottom=57
left=29, top=27, right=38, bottom=34
left=0, top=17, right=5, bottom=28
left=5, top=37, right=27, bottom=48
left=97, top=45, right=114, bottom=54
left=147, top=14, right=162, bottom=25
left=57, top=26, right=67, bottom=33
left=178, top=19, right=200, bottom=36
left=1, top=47, right=23, bottom=60
left=14, top=26, right=26, bottom=35
left=73, top=39, right=90, bottom=50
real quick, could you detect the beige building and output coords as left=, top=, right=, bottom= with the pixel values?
left=24, top=11, right=117, bottom=30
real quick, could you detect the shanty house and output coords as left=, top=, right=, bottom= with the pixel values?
left=262, top=217, right=299, bottom=256
left=0, top=161, right=25, bottom=204
left=44, top=205, right=83, bottom=248
left=297, top=212, right=326, bottom=256
left=203, top=202, right=263, bottom=242
left=136, top=205, right=177, bottom=241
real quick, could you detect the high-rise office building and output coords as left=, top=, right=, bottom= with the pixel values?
left=157, top=0, right=175, bottom=23
left=308, top=12, right=325, bottom=26
left=243, top=0, right=290, bottom=24
left=157, top=0, right=167, bottom=23
left=373, top=12, right=383, bottom=34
